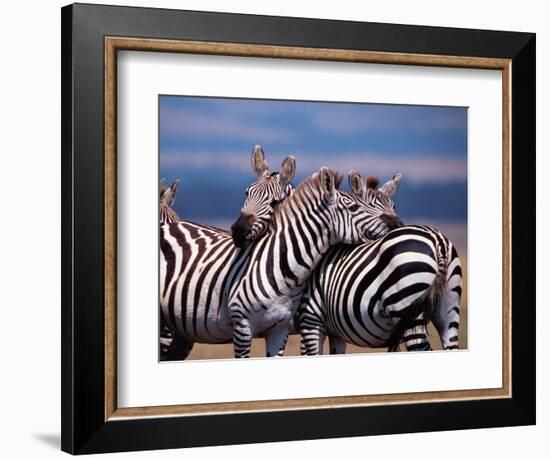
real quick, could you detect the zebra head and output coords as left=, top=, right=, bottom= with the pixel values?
left=322, top=169, right=403, bottom=242
left=160, top=178, right=180, bottom=224
left=231, top=145, right=296, bottom=248
left=346, top=170, right=403, bottom=238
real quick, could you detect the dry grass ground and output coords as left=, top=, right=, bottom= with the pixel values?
left=182, top=256, right=468, bottom=360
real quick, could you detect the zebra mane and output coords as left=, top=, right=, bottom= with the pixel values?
left=160, top=205, right=180, bottom=223
left=332, top=171, right=344, bottom=189
left=366, top=176, right=380, bottom=189
left=307, top=170, right=344, bottom=189
left=270, top=169, right=343, bottom=224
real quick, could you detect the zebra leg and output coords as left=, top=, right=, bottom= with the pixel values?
left=230, top=311, right=253, bottom=358
left=265, top=327, right=290, bottom=357
left=161, top=334, right=194, bottom=361
left=300, top=327, right=326, bottom=356
left=159, top=312, right=174, bottom=355
left=432, top=288, right=461, bottom=350
left=402, top=316, right=432, bottom=351
left=432, top=247, right=462, bottom=350
left=278, top=315, right=298, bottom=356
left=298, top=303, right=326, bottom=355
left=297, top=292, right=327, bottom=356
left=159, top=331, right=173, bottom=357
left=276, top=334, right=289, bottom=357
left=328, top=335, right=347, bottom=354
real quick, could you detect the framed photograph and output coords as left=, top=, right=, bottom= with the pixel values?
left=61, top=3, right=535, bottom=454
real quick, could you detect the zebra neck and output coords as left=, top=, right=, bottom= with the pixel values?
left=267, top=197, right=333, bottom=287
left=160, top=206, right=179, bottom=224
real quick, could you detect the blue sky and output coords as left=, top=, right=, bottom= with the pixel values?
left=159, top=96, right=467, bottom=232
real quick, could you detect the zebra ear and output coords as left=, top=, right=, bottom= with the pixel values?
left=319, top=167, right=336, bottom=200
left=379, top=173, right=402, bottom=196
left=170, top=179, right=180, bottom=194
left=348, top=169, right=364, bottom=197
left=251, top=145, right=269, bottom=177
left=160, top=178, right=167, bottom=196
left=169, top=179, right=180, bottom=205
left=279, top=155, right=296, bottom=187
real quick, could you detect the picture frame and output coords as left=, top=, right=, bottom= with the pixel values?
left=61, top=3, right=535, bottom=454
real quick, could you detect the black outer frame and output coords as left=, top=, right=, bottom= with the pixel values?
left=61, top=3, right=535, bottom=454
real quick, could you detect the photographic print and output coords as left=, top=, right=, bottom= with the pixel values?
left=62, top=7, right=535, bottom=451
left=159, top=96, right=467, bottom=361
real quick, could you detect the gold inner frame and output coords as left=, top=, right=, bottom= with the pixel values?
left=104, top=37, right=512, bottom=421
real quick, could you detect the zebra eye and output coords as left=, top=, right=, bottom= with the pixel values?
left=270, top=199, right=279, bottom=208
left=349, top=204, right=360, bottom=212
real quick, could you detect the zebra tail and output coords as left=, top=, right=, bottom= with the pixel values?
left=430, top=233, right=449, bottom=308
left=387, top=236, right=448, bottom=352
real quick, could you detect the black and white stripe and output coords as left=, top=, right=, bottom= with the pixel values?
left=160, top=147, right=297, bottom=360
left=159, top=178, right=181, bottom=357
left=298, top=224, right=463, bottom=355
left=161, top=168, right=400, bottom=359
left=225, top=168, right=401, bottom=358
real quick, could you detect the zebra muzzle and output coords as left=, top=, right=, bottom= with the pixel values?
left=380, top=213, right=404, bottom=230
left=231, top=212, right=255, bottom=248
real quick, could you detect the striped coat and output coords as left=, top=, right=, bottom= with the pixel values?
left=160, top=147, right=296, bottom=360
left=159, top=178, right=181, bottom=357
left=298, top=225, right=462, bottom=354
left=225, top=168, right=402, bottom=357
left=161, top=169, right=401, bottom=358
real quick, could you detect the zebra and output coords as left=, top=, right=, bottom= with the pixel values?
left=225, top=167, right=403, bottom=358
left=297, top=175, right=462, bottom=355
left=229, top=169, right=403, bottom=355
left=159, top=178, right=181, bottom=358
left=232, top=145, right=295, bottom=247
left=160, top=145, right=297, bottom=360
left=160, top=178, right=180, bottom=224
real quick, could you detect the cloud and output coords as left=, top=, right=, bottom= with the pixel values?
left=312, top=108, right=388, bottom=133
left=161, top=150, right=467, bottom=183
left=296, top=153, right=467, bottom=183
left=160, top=108, right=295, bottom=143
left=312, top=105, right=466, bottom=135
